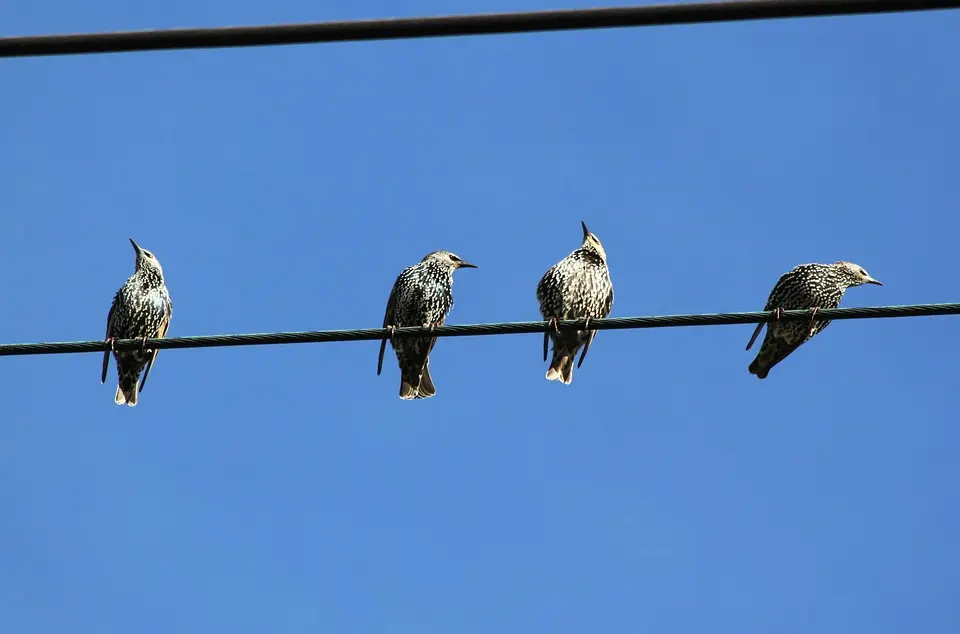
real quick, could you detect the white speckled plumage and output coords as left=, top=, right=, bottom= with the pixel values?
left=536, top=221, right=614, bottom=385
left=377, top=250, right=477, bottom=400
left=746, top=261, right=882, bottom=379
left=101, top=238, right=173, bottom=406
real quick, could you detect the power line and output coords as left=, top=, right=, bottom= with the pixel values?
left=0, top=303, right=956, bottom=357
left=1, top=0, right=957, bottom=59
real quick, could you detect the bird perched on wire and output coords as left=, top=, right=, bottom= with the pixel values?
left=745, top=261, right=882, bottom=379
left=101, top=238, right=173, bottom=406
left=536, top=221, right=614, bottom=385
left=377, top=250, right=478, bottom=400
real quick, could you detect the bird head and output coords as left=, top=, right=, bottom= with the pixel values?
left=580, top=221, right=608, bottom=263
left=423, top=250, right=478, bottom=271
left=834, top=261, right=883, bottom=288
left=130, top=238, right=165, bottom=278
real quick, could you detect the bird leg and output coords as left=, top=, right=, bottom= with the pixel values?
left=105, top=337, right=117, bottom=353
left=386, top=325, right=397, bottom=343
left=424, top=322, right=441, bottom=355
left=137, top=336, right=149, bottom=354
left=543, top=317, right=560, bottom=362
left=807, top=307, right=820, bottom=337
left=577, top=317, right=598, bottom=369
left=772, top=306, right=784, bottom=325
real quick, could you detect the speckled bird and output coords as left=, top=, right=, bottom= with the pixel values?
left=536, top=221, right=614, bottom=385
left=101, top=238, right=173, bottom=406
left=746, top=261, right=882, bottom=379
left=377, top=250, right=477, bottom=400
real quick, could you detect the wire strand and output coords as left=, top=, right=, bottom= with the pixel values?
left=0, top=303, right=956, bottom=357
left=2, top=0, right=958, bottom=58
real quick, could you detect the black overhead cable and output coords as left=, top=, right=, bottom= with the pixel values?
left=1, top=0, right=958, bottom=59
left=0, top=303, right=957, bottom=357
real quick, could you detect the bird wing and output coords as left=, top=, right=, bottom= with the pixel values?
left=101, top=291, right=120, bottom=384
left=377, top=275, right=401, bottom=376
left=536, top=265, right=560, bottom=362
left=745, top=321, right=765, bottom=351
left=576, top=283, right=614, bottom=370
left=811, top=319, right=831, bottom=339
left=426, top=322, right=441, bottom=356
left=576, top=330, right=596, bottom=369
left=746, top=274, right=790, bottom=351
left=138, top=299, right=172, bottom=394
left=751, top=331, right=804, bottom=377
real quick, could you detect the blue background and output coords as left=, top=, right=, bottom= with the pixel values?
left=2, top=2, right=958, bottom=632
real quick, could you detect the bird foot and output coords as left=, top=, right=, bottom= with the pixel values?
left=583, top=317, right=592, bottom=331
left=772, top=307, right=784, bottom=325
left=137, top=336, right=148, bottom=353
left=105, top=337, right=116, bottom=353
left=547, top=317, right=560, bottom=334
left=386, top=325, right=397, bottom=342
left=807, top=307, right=820, bottom=337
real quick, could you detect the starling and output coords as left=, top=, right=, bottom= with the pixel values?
left=746, top=261, right=883, bottom=379
left=377, top=250, right=478, bottom=400
left=536, top=221, right=614, bottom=384
left=101, top=238, right=174, bottom=406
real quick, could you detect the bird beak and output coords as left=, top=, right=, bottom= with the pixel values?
left=581, top=220, right=591, bottom=241
left=129, top=238, right=142, bottom=254
left=457, top=260, right=478, bottom=269
left=865, top=276, right=883, bottom=286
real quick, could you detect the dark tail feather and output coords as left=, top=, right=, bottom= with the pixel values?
left=418, top=360, right=436, bottom=398
left=745, top=322, right=765, bottom=351
left=377, top=338, right=388, bottom=375
left=546, top=343, right=578, bottom=384
left=748, top=337, right=800, bottom=380
left=399, top=356, right=436, bottom=400
left=747, top=356, right=770, bottom=380
left=101, top=349, right=111, bottom=383
left=114, top=370, right=141, bottom=406
left=576, top=330, right=598, bottom=369
left=139, top=353, right=159, bottom=394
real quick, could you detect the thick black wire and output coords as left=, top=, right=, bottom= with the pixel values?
left=1, top=0, right=957, bottom=58
left=0, top=303, right=956, bottom=357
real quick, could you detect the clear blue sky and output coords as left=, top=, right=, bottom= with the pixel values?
left=2, top=2, right=959, bottom=632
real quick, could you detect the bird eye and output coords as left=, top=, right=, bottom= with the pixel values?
left=450, top=255, right=460, bottom=261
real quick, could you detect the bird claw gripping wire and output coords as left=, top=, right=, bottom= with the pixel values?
left=772, top=307, right=784, bottom=325
left=807, top=307, right=820, bottom=337
left=542, top=318, right=560, bottom=362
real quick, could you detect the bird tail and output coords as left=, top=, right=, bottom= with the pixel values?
left=545, top=342, right=577, bottom=384
left=115, top=384, right=138, bottom=406
left=748, top=337, right=799, bottom=380
left=400, top=358, right=436, bottom=400
left=114, top=370, right=141, bottom=406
